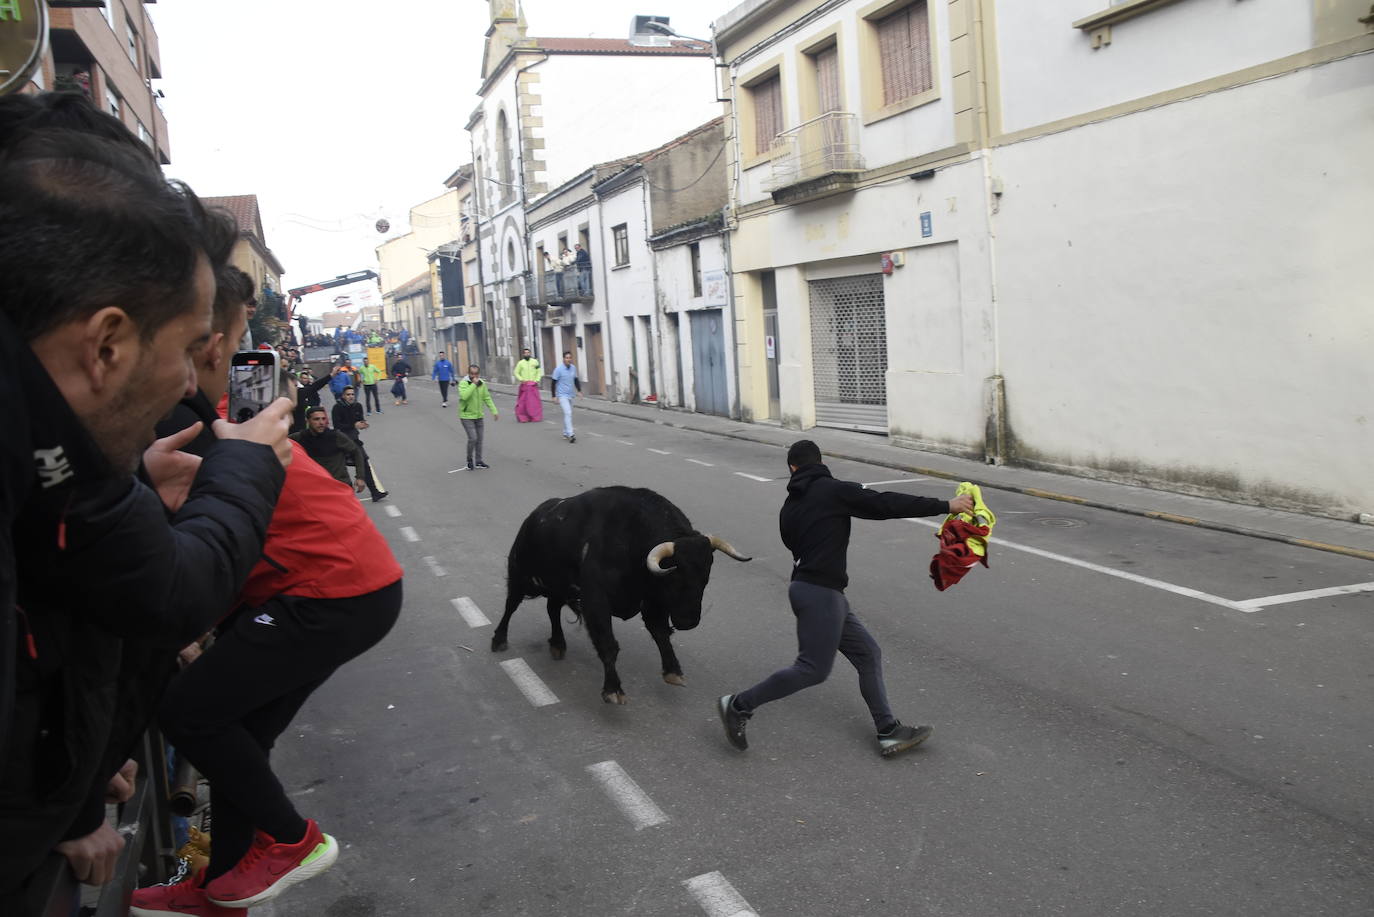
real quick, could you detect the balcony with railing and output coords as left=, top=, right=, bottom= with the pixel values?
left=530, top=266, right=595, bottom=307
left=764, top=112, right=866, bottom=205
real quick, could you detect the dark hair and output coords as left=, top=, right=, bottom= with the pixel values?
left=0, top=94, right=237, bottom=342
left=342, top=386, right=355, bottom=394
left=787, top=439, right=822, bottom=468
left=563, top=351, right=572, bottom=358
left=212, top=265, right=255, bottom=335
left=306, top=406, right=327, bottom=418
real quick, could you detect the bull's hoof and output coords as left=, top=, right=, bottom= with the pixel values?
left=602, top=691, right=629, bottom=705
left=490, top=638, right=508, bottom=653
left=662, top=672, right=686, bottom=687
left=549, top=644, right=566, bottom=660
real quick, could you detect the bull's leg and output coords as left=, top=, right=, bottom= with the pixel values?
left=546, top=596, right=567, bottom=660
left=490, top=590, right=523, bottom=652
left=644, top=616, right=685, bottom=687
left=582, top=611, right=626, bottom=704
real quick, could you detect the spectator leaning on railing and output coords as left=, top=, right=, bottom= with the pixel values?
left=0, top=92, right=293, bottom=912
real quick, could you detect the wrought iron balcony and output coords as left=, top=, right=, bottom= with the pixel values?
left=764, top=112, right=866, bottom=204
left=530, top=267, right=594, bottom=307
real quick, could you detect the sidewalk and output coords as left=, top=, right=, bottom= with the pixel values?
left=491, top=383, right=1374, bottom=563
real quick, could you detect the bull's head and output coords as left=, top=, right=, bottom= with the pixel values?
left=644, top=535, right=751, bottom=630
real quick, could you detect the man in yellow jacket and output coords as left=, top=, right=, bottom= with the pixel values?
left=513, top=347, right=544, bottom=422
left=457, top=364, right=499, bottom=470
left=358, top=356, right=385, bottom=415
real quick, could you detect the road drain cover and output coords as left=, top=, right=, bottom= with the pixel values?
left=1036, top=516, right=1085, bottom=527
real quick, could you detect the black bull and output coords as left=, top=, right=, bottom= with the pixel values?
left=490, top=486, right=751, bottom=704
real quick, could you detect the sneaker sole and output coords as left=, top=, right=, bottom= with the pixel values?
left=208, top=834, right=339, bottom=908
left=879, top=727, right=932, bottom=758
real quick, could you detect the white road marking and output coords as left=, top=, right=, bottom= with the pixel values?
left=585, top=431, right=605, bottom=437
left=448, top=467, right=470, bottom=474
left=861, top=478, right=929, bottom=487
left=734, top=473, right=772, bottom=482
left=543, top=420, right=555, bottom=425
left=585, top=761, right=667, bottom=830
left=683, top=871, right=758, bottom=917
left=399, top=526, right=420, bottom=542
left=905, top=518, right=1248, bottom=611
left=422, top=556, right=448, bottom=577
left=1236, top=581, right=1374, bottom=611
left=384, top=505, right=402, bottom=517
left=500, top=659, right=559, bottom=707
left=686, top=459, right=715, bottom=467
left=451, top=597, right=491, bottom=627
left=648, top=448, right=672, bottom=455
left=617, top=440, right=635, bottom=446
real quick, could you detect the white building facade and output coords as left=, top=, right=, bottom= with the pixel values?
left=466, top=1, right=720, bottom=381
left=717, top=0, right=1374, bottom=519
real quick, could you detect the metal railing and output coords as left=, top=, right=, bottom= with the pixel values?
left=764, top=111, right=866, bottom=192
left=532, top=267, right=594, bottom=306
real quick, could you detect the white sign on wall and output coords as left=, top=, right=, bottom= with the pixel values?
left=702, top=269, right=727, bottom=306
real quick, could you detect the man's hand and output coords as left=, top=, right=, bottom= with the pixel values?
left=330, top=365, right=342, bottom=376
left=55, top=822, right=124, bottom=886
left=212, top=398, right=294, bottom=468
left=179, top=639, right=204, bottom=667
left=105, top=759, right=137, bottom=804
left=356, top=420, right=369, bottom=430
left=492, top=414, right=500, bottom=422
left=144, top=423, right=205, bottom=513
left=353, top=479, right=366, bottom=493
left=948, top=493, right=975, bottom=516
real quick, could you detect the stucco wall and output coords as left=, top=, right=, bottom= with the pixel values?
left=652, top=235, right=733, bottom=413
left=992, top=52, right=1374, bottom=515
left=598, top=181, right=656, bottom=401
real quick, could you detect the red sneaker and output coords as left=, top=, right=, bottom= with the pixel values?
left=129, top=871, right=241, bottom=915
left=203, top=819, right=338, bottom=908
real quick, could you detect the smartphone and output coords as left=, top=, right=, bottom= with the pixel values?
left=228, top=350, right=279, bottom=423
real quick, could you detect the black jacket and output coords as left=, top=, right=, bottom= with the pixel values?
left=331, top=400, right=365, bottom=439
left=290, top=427, right=360, bottom=486
left=0, top=346, right=285, bottom=894
left=780, top=463, right=949, bottom=592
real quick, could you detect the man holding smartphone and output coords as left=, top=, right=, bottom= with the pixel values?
left=457, top=364, right=499, bottom=470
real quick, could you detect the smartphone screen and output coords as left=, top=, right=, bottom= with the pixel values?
left=228, top=351, right=279, bottom=423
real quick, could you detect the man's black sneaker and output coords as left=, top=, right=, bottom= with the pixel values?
left=876, top=721, right=932, bottom=757
left=569, top=435, right=576, bottom=444
left=372, top=491, right=389, bottom=503
left=717, top=694, right=750, bottom=750
left=466, top=461, right=474, bottom=471
left=475, top=462, right=490, bottom=469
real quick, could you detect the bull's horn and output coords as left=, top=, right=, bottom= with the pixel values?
left=646, top=541, right=676, bottom=575
left=709, top=535, right=752, bottom=562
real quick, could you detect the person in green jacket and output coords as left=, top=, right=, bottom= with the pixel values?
left=457, top=364, right=499, bottom=470
left=358, top=357, right=385, bottom=415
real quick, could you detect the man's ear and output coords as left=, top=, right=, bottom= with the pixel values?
left=202, top=332, right=227, bottom=371
left=84, top=307, right=140, bottom=394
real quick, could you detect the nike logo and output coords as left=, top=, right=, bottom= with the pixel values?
left=254, top=613, right=277, bottom=626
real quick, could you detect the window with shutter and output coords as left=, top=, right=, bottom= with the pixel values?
left=751, top=75, right=783, bottom=156
left=815, top=45, right=841, bottom=114
left=876, top=2, right=933, bottom=107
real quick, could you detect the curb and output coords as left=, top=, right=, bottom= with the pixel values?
left=483, top=382, right=1374, bottom=564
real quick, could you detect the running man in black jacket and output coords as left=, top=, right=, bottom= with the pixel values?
left=718, top=440, right=974, bottom=757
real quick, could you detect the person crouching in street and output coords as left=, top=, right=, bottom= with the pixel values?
left=330, top=386, right=388, bottom=502
left=717, top=439, right=974, bottom=758
left=132, top=395, right=403, bottom=916
left=457, top=364, right=498, bottom=470
left=290, top=407, right=370, bottom=497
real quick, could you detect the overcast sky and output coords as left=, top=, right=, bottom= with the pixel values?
left=151, top=1, right=721, bottom=316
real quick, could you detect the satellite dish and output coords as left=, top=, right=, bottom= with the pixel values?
left=375, top=218, right=391, bottom=234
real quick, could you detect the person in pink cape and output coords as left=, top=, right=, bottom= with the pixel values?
left=513, top=347, right=544, bottom=422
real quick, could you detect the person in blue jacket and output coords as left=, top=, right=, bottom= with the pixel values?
left=329, top=357, right=355, bottom=403
left=431, top=352, right=456, bottom=406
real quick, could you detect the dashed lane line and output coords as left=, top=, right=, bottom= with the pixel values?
left=905, top=518, right=1247, bottom=611
left=683, top=871, right=758, bottom=917
left=399, top=526, right=420, bottom=542
left=384, top=505, right=402, bottom=517
left=500, top=658, right=559, bottom=707
left=686, top=459, right=715, bottom=467
left=617, top=440, right=635, bottom=446
left=586, top=761, right=668, bottom=831
left=861, top=478, right=929, bottom=487
left=585, top=431, right=605, bottom=437
left=1236, top=581, right=1374, bottom=611
left=734, top=472, right=772, bottom=483
left=421, top=556, right=448, bottom=577
left=648, top=448, right=672, bottom=455
left=451, top=597, right=491, bottom=628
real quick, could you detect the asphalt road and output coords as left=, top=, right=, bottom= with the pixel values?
left=259, top=381, right=1374, bottom=917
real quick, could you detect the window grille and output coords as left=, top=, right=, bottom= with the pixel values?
left=809, top=274, right=888, bottom=432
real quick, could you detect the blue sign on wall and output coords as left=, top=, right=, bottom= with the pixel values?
left=920, top=211, right=933, bottom=238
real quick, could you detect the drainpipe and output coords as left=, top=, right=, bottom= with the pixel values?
left=722, top=208, right=742, bottom=421
left=640, top=169, right=665, bottom=409
left=593, top=184, right=616, bottom=401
